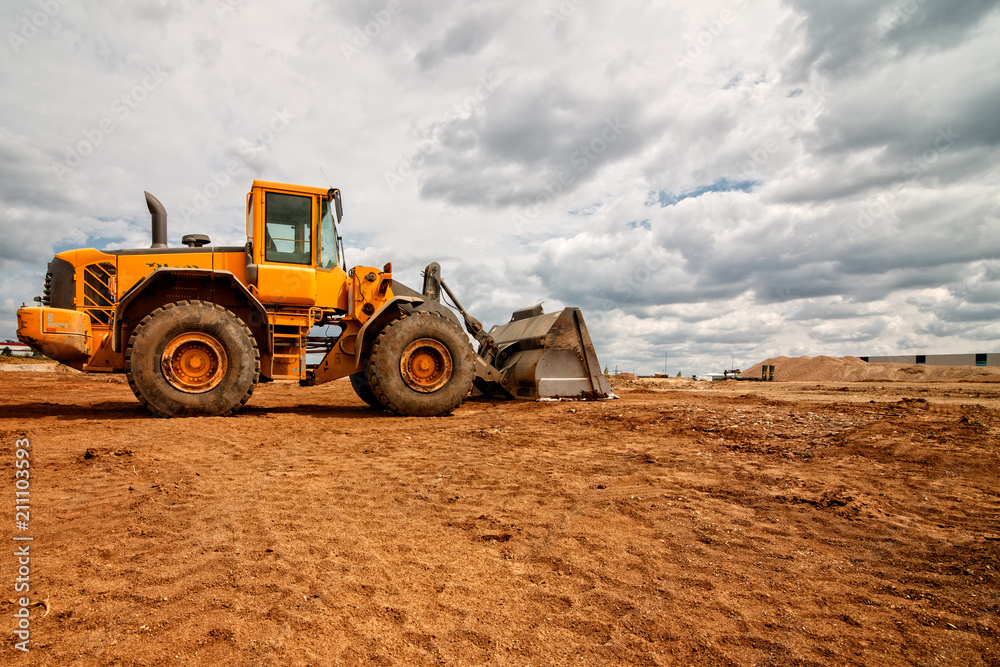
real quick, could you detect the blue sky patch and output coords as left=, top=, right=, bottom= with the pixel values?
left=650, top=179, right=759, bottom=208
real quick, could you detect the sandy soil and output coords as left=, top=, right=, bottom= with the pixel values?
left=1, top=370, right=998, bottom=666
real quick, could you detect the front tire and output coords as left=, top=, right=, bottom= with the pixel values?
left=125, top=300, right=260, bottom=417
left=366, top=312, right=474, bottom=416
left=350, top=370, right=384, bottom=409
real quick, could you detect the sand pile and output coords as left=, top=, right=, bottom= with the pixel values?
left=741, top=355, right=1000, bottom=383
left=607, top=372, right=640, bottom=389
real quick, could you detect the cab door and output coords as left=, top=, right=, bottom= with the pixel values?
left=254, top=189, right=317, bottom=306
left=314, top=195, right=349, bottom=311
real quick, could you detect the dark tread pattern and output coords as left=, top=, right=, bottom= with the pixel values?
left=366, top=311, right=475, bottom=417
left=125, top=300, right=260, bottom=417
left=350, top=371, right=383, bottom=410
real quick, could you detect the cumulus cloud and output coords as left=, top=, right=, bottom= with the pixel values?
left=0, top=0, right=997, bottom=375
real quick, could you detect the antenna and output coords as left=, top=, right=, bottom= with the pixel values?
left=319, top=167, right=333, bottom=189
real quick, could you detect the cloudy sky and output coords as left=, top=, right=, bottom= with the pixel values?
left=1, top=0, right=998, bottom=376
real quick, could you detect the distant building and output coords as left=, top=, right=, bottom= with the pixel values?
left=860, top=353, right=1000, bottom=367
left=1, top=341, right=33, bottom=357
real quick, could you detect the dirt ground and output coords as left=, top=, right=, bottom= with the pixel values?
left=1, top=368, right=998, bottom=666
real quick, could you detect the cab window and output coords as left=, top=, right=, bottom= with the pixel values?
left=318, top=198, right=338, bottom=269
left=264, top=192, right=312, bottom=264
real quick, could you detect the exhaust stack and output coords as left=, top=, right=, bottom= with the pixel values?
left=145, top=191, right=167, bottom=248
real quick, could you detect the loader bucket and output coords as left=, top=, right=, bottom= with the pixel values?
left=485, top=306, right=614, bottom=400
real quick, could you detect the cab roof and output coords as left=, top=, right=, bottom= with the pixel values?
left=251, top=180, right=332, bottom=197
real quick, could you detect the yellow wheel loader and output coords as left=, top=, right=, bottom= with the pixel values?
left=16, top=180, right=612, bottom=417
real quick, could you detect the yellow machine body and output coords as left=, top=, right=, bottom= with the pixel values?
left=16, top=181, right=393, bottom=383
left=16, top=179, right=612, bottom=417
left=15, top=306, right=93, bottom=363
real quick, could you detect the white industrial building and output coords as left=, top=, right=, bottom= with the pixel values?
left=1, top=340, right=33, bottom=356
left=860, top=353, right=1000, bottom=367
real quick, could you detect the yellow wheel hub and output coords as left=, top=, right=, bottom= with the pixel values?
left=161, top=332, right=227, bottom=393
left=399, top=338, right=452, bottom=393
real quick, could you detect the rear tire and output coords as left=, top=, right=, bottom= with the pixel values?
left=350, top=370, right=384, bottom=409
left=125, top=300, right=260, bottom=417
left=367, top=312, right=474, bottom=416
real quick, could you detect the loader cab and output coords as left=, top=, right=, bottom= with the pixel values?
left=262, top=191, right=313, bottom=265
left=245, top=180, right=347, bottom=308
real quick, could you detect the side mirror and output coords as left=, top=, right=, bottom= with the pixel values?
left=329, top=188, right=343, bottom=222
